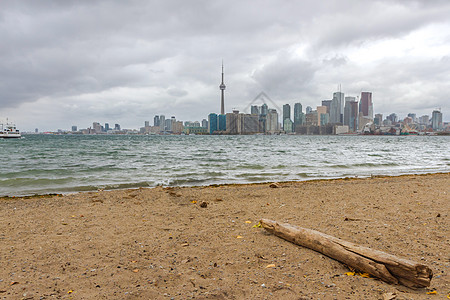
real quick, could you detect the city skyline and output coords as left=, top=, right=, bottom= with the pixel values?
left=1, top=1, right=450, bottom=131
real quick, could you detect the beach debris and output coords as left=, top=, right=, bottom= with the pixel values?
left=265, top=264, right=276, bottom=268
left=382, top=292, right=396, bottom=300
left=245, top=220, right=252, bottom=224
left=190, top=200, right=197, bottom=204
left=236, top=236, right=243, bottom=239
left=132, top=269, right=139, bottom=273
left=10, top=281, right=19, bottom=286
left=252, top=222, right=262, bottom=228
left=199, top=201, right=208, bottom=208
left=269, top=183, right=280, bottom=188
left=259, top=218, right=433, bottom=288
left=426, top=290, right=437, bottom=295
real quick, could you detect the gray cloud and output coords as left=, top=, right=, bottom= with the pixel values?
left=0, top=0, right=449, bottom=130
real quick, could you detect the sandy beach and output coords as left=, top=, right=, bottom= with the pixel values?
left=0, top=173, right=449, bottom=299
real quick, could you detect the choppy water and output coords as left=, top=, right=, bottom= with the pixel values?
left=1, top=134, right=449, bottom=196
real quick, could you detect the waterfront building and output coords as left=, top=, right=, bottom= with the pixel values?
left=251, top=105, right=260, bottom=115
left=93, top=122, right=102, bottom=133
left=419, top=115, right=429, bottom=126
left=306, top=106, right=312, bottom=114
left=283, top=104, right=291, bottom=121
left=154, top=115, right=160, bottom=127
left=359, top=92, right=373, bottom=120
left=330, top=91, right=344, bottom=124
left=386, top=113, right=397, bottom=124
left=293, top=103, right=304, bottom=129
left=266, top=109, right=279, bottom=133
left=226, top=111, right=239, bottom=134
left=260, top=103, right=268, bottom=116
left=105, top=123, right=110, bottom=131
left=316, top=106, right=328, bottom=126
left=305, top=111, right=318, bottom=126
left=349, top=101, right=358, bottom=132
left=242, top=114, right=259, bottom=134
left=144, top=121, right=149, bottom=127
left=432, top=110, right=443, bottom=131
left=320, top=113, right=329, bottom=126
left=374, top=114, right=383, bottom=126
left=172, top=121, right=184, bottom=134
left=114, top=124, right=121, bottom=131
left=208, top=113, right=218, bottom=134
left=165, top=119, right=172, bottom=132
left=71, top=125, right=77, bottom=132
left=201, top=119, right=208, bottom=128
left=159, top=116, right=165, bottom=131
left=408, top=113, right=417, bottom=123
left=343, top=97, right=355, bottom=126
left=283, top=118, right=293, bottom=133
left=321, top=100, right=332, bottom=114
left=218, top=114, right=226, bottom=131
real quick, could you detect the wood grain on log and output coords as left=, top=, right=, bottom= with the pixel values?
left=260, top=219, right=432, bottom=288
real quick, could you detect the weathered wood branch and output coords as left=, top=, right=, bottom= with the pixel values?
left=260, top=219, right=432, bottom=288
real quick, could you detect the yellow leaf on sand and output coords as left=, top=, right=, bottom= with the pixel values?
left=133, top=269, right=139, bottom=273
left=245, top=221, right=252, bottom=224
left=359, top=273, right=371, bottom=278
left=67, top=290, right=73, bottom=294
left=252, top=222, right=262, bottom=228
left=191, top=200, right=197, bottom=204
left=426, top=291, right=437, bottom=295
left=265, top=264, right=276, bottom=268
left=236, top=236, right=243, bottom=239
left=345, top=272, right=355, bottom=276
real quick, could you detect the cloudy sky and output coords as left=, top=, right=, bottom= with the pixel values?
left=1, top=0, right=449, bottom=131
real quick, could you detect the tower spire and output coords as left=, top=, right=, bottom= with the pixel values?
left=219, top=60, right=226, bottom=115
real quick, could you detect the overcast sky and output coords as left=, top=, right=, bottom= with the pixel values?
left=1, top=0, right=449, bottom=131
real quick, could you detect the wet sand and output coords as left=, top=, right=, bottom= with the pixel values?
left=0, top=173, right=449, bottom=299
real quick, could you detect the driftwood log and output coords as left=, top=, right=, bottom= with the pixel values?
left=260, top=219, right=432, bottom=288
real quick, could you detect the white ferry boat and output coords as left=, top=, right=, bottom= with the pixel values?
left=0, top=121, right=22, bottom=138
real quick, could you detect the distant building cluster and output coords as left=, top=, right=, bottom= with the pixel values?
left=37, top=63, right=447, bottom=135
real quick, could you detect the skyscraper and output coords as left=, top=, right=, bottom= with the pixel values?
left=154, top=115, right=160, bottom=127
left=159, top=115, right=165, bottom=130
left=431, top=110, right=443, bottom=131
left=293, top=103, right=304, bottom=128
left=208, top=113, right=218, bottom=134
left=283, top=104, right=291, bottom=121
left=359, top=92, right=373, bottom=120
left=219, top=62, right=226, bottom=115
left=330, top=92, right=344, bottom=124
left=344, top=96, right=356, bottom=127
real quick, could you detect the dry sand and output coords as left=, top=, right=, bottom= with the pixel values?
left=0, top=173, right=449, bottom=299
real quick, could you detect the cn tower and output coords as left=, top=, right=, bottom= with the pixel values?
left=219, top=62, right=226, bottom=115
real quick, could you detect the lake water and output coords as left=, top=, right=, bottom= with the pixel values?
left=1, top=134, right=449, bottom=196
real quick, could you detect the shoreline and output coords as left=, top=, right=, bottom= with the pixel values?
left=2, top=171, right=449, bottom=199
left=1, top=172, right=448, bottom=299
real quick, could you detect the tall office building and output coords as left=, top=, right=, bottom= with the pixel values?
left=154, top=115, right=160, bottom=127
left=359, top=92, right=373, bottom=120
left=266, top=109, right=279, bottom=133
left=208, top=113, right=218, bottom=134
left=306, top=106, right=312, bottom=114
left=159, top=115, right=165, bottom=130
left=293, top=103, right=304, bottom=128
left=316, top=106, right=328, bottom=126
left=71, top=125, right=77, bottom=132
left=105, top=123, right=110, bottom=131
left=431, top=110, right=443, bottom=131
left=349, top=101, right=359, bottom=132
left=219, top=62, right=226, bottom=115
left=283, top=104, right=291, bottom=121
left=201, top=119, right=208, bottom=128
left=374, top=114, right=383, bottom=126
left=114, top=124, right=121, bottom=131
left=330, top=91, right=344, bottom=124
left=251, top=105, right=260, bottom=115
left=321, top=100, right=332, bottom=114
left=260, top=103, right=268, bottom=116
left=218, top=114, right=226, bottom=131
left=343, top=97, right=356, bottom=127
